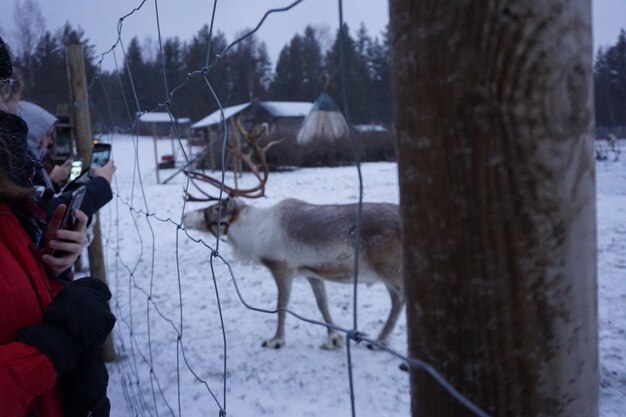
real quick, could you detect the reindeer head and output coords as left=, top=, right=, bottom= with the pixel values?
left=182, top=197, right=245, bottom=237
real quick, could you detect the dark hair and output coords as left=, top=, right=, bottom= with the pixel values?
left=0, top=170, right=32, bottom=201
left=0, top=35, right=13, bottom=79
left=0, top=136, right=33, bottom=201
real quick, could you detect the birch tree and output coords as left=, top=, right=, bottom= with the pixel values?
left=12, top=0, right=46, bottom=86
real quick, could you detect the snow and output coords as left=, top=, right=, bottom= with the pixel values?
left=259, top=101, right=313, bottom=118
left=596, top=141, right=626, bottom=417
left=191, top=103, right=251, bottom=129
left=353, top=124, right=388, bottom=133
left=137, top=112, right=189, bottom=124
left=99, top=134, right=625, bottom=416
left=190, top=101, right=313, bottom=129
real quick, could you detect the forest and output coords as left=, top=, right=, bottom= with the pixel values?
left=9, top=13, right=391, bottom=131
left=7, top=0, right=625, bottom=134
left=594, top=29, right=626, bottom=132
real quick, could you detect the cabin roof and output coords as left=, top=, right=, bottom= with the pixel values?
left=137, top=112, right=190, bottom=124
left=191, top=101, right=313, bottom=129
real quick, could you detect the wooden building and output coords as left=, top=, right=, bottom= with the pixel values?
left=189, top=100, right=313, bottom=168
left=136, top=112, right=191, bottom=137
left=190, top=100, right=312, bottom=143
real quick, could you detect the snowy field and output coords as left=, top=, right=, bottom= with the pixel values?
left=99, top=134, right=625, bottom=416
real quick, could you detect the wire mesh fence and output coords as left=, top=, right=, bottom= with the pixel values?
left=86, top=1, right=492, bottom=416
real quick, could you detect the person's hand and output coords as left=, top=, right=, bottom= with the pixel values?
left=50, top=158, right=72, bottom=183
left=91, top=159, right=116, bottom=184
left=41, top=203, right=89, bottom=276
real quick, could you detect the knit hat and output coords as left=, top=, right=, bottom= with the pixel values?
left=0, top=110, right=34, bottom=188
left=16, top=101, right=58, bottom=158
left=0, top=36, right=12, bottom=79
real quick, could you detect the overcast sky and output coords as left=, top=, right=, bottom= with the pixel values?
left=1, top=0, right=389, bottom=71
left=0, top=0, right=624, bottom=72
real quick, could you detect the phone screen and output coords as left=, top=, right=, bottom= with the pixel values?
left=69, top=160, right=83, bottom=181
left=91, top=144, right=111, bottom=169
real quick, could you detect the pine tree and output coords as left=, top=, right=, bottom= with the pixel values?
left=270, top=26, right=324, bottom=102
left=594, top=29, right=626, bottom=127
left=270, top=46, right=295, bottom=100
left=122, top=36, right=150, bottom=114
left=368, top=26, right=392, bottom=126
left=324, top=23, right=372, bottom=124
left=226, top=32, right=270, bottom=105
left=182, top=26, right=232, bottom=120
left=29, top=31, right=66, bottom=112
left=606, top=30, right=626, bottom=126
left=299, top=26, right=324, bottom=101
left=159, top=37, right=183, bottom=97
left=594, top=48, right=613, bottom=127
left=270, top=34, right=305, bottom=100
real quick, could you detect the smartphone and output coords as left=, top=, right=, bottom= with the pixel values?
left=90, top=143, right=111, bottom=169
left=52, top=186, right=86, bottom=257
left=68, top=160, right=83, bottom=182
left=58, top=186, right=87, bottom=231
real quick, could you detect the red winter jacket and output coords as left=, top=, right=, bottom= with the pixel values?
left=0, top=202, right=64, bottom=417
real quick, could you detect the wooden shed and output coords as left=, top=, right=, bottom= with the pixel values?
left=136, top=112, right=191, bottom=137
left=189, top=100, right=312, bottom=168
left=191, top=100, right=310, bottom=142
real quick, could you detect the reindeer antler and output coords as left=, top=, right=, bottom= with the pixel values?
left=184, top=116, right=282, bottom=201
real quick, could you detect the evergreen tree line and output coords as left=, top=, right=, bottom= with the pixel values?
left=12, top=19, right=392, bottom=131
left=11, top=23, right=98, bottom=117
left=17, top=16, right=622, bottom=132
left=594, top=29, right=626, bottom=129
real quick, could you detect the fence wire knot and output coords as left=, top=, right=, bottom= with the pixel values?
left=347, top=329, right=364, bottom=343
left=219, top=409, right=226, bottom=417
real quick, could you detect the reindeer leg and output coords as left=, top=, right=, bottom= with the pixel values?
left=369, top=286, right=405, bottom=350
left=262, top=267, right=292, bottom=349
left=306, top=277, right=343, bottom=350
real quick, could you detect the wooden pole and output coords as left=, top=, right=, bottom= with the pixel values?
left=66, top=44, right=117, bottom=362
left=210, top=130, right=216, bottom=171
left=389, top=1, right=597, bottom=416
left=152, top=123, right=161, bottom=184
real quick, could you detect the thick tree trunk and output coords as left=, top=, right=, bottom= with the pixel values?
left=389, top=1, right=598, bottom=416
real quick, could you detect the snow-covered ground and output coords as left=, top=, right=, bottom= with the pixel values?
left=595, top=140, right=626, bottom=417
left=100, top=134, right=625, bottom=416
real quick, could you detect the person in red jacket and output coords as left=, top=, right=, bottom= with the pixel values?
left=0, top=35, right=116, bottom=417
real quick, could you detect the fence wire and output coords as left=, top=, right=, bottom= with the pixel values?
left=85, top=1, right=493, bottom=417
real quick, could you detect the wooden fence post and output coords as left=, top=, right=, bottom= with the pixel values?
left=152, top=123, right=161, bottom=184
left=66, top=44, right=117, bottom=362
left=389, top=1, right=598, bottom=415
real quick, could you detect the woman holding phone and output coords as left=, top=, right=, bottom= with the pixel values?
left=16, top=100, right=116, bottom=220
left=16, top=100, right=71, bottom=190
left=1, top=35, right=115, bottom=417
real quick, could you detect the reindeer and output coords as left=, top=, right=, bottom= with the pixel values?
left=182, top=119, right=404, bottom=349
